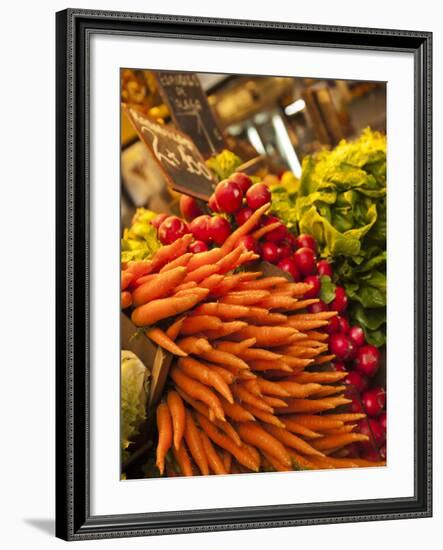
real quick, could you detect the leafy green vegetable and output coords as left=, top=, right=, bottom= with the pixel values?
left=121, top=208, right=161, bottom=263
left=271, top=129, right=387, bottom=345
left=319, top=276, right=336, bottom=304
left=121, top=350, right=150, bottom=462
left=206, top=149, right=243, bottom=181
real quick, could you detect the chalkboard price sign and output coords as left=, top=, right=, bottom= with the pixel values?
left=154, top=71, right=226, bottom=158
left=124, top=107, right=216, bottom=201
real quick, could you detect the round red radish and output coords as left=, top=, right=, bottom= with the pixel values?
left=349, top=395, right=364, bottom=413
left=331, top=286, right=348, bottom=312
left=354, top=345, right=381, bottom=377
left=214, top=179, right=243, bottom=213
left=158, top=216, right=189, bottom=245
left=295, top=233, right=317, bottom=252
left=345, top=370, right=369, bottom=393
left=379, top=444, right=386, bottom=460
left=348, top=325, right=366, bottom=347
left=264, top=223, right=289, bottom=243
left=293, top=247, right=316, bottom=276
left=345, top=442, right=360, bottom=459
left=276, top=242, right=293, bottom=261
left=326, top=316, right=340, bottom=334
left=329, top=333, right=355, bottom=361
left=189, top=215, right=212, bottom=243
left=151, top=213, right=169, bottom=229
left=360, top=448, right=381, bottom=462
left=208, top=216, right=232, bottom=246
left=179, top=194, right=202, bottom=221
left=308, top=300, right=329, bottom=313
left=235, top=207, right=254, bottom=226
left=277, top=257, right=300, bottom=280
left=246, top=183, right=271, bottom=210
left=367, top=418, right=385, bottom=446
left=237, top=235, right=260, bottom=254
left=379, top=411, right=387, bottom=433
left=230, top=172, right=252, bottom=194
left=208, top=193, right=220, bottom=213
left=331, top=361, right=347, bottom=372
left=303, top=275, right=321, bottom=299
left=261, top=242, right=279, bottom=264
left=317, top=259, right=333, bottom=277
left=189, top=240, right=208, bottom=254
left=361, top=387, right=386, bottom=417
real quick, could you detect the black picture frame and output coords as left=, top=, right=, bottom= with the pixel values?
left=56, top=8, right=432, bottom=541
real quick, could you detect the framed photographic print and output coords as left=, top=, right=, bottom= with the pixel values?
left=55, top=9, right=432, bottom=541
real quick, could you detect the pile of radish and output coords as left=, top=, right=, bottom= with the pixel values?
left=149, top=171, right=386, bottom=462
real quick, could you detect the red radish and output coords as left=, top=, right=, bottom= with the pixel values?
left=308, top=300, right=329, bottom=313
left=379, top=444, right=387, bottom=460
left=331, top=286, right=348, bottom=312
left=189, top=240, right=208, bottom=254
left=361, top=387, right=386, bottom=417
left=348, top=325, right=366, bottom=347
left=329, top=333, right=355, bottom=361
left=349, top=395, right=364, bottom=413
left=367, top=418, right=385, bottom=446
left=246, top=182, right=271, bottom=210
left=158, top=216, right=189, bottom=245
left=208, top=216, right=232, bottom=246
left=214, top=180, right=243, bottom=213
left=264, top=223, right=290, bottom=243
left=303, top=275, right=321, bottom=299
left=208, top=193, right=220, bottom=213
left=331, top=361, right=347, bottom=372
left=151, top=213, right=169, bottom=229
left=379, top=411, right=387, bottom=433
left=276, top=242, right=293, bottom=261
left=360, top=448, right=381, bottom=462
left=179, top=195, right=202, bottom=221
left=317, top=259, right=333, bottom=278
left=189, top=215, right=212, bottom=243
left=230, top=172, right=252, bottom=194
left=326, top=316, right=340, bottom=334
left=293, top=247, right=316, bottom=276
left=337, top=316, right=350, bottom=333
left=237, top=235, right=260, bottom=255
left=345, top=442, right=360, bottom=459
left=261, top=242, right=279, bottom=264
left=354, top=345, right=381, bottom=377
left=294, top=233, right=317, bottom=252
left=235, top=207, right=254, bottom=226
left=278, top=257, right=301, bottom=280
left=345, top=370, right=369, bottom=393
left=260, top=214, right=279, bottom=227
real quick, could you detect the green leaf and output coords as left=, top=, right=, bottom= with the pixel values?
left=364, top=328, right=386, bottom=347
left=319, top=276, right=336, bottom=304
left=350, top=303, right=386, bottom=331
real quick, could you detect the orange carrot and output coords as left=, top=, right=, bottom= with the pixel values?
left=312, top=433, right=369, bottom=451
left=184, top=411, right=209, bottom=475
left=183, top=264, right=220, bottom=284
left=263, top=424, right=324, bottom=457
left=221, top=290, right=270, bottom=306
left=259, top=296, right=298, bottom=310
left=177, top=357, right=234, bottom=404
left=176, top=336, right=212, bottom=355
left=290, top=371, right=348, bottom=384
left=200, top=347, right=249, bottom=371
left=121, top=291, right=132, bottom=309
left=256, top=378, right=291, bottom=397
left=280, top=356, right=314, bottom=369
left=156, top=402, right=173, bottom=475
left=126, top=260, right=153, bottom=279
left=121, top=271, right=134, bottom=291
left=233, top=385, right=274, bottom=413
left=173, top=444, right=194, bottom=476
left=204, top=321, right=247, bottom=340
left=320, top=413, right=367, bottom=423
left=199, top=273, right=224, bottom=291
left=285, top=414, right=344, bottom=432
left=262, top=395, right=288, bottom=409
left=176, top=389, right=241, bottom=446
left=219, top=396, right=256, bottom=422
left=231, top=326, right=298, bottom=347
left=213, top=338, right=256, bottom=355
left=242, top=403, right=285, bottom=427
left=165, top=317, right=186, bottom=341
left=192, top=302, right=250, bottom=319
left=221, top=202, right=270, bottom=253
left=235, top=277, right=289, bottom=292
left=276, top=381, right=322, bottom=398
left=249, top=360, right=292, bottom=373
left=179, top=315, right=222, bottom=335
left=174, top=281, right=198, bottom=293
left=167, top=391, right=186, bottom=450
left=170, top=368, right=225, bottom=421
left=159, top=252, right=192, bottom=272
left=305, top=330, right=329, bottom=341
left=150, top=234, right=193, bottom=271
left=240, top=348, right=283, bottom=362
left=279, top=417, right=323, bottom=439
left=275, top=397, right=351, bottom=414
left=221, top=449, right=232, bottom=473
left=290, top=311, right=338, bottom=321
left=216, top=246, right=244, bottom=274
left=262, top=451, right=292, bottom=472
left=187, top=247, right=225, bottom=271
left=241, top=379, right=262, bottom=397
left=285, top=319, right=329, bottom=330
left=196, top=414, right=259, bottom=472
left=131, top=292, right=208, bottom=327
left=133, top=273, right=156, bottom=287
left=237, top=422, right=292, bottom=467
left=252, top=221, right=282, bottom=240
left=200, top=432, right=227, bottom=475
left=312, top=385, right=346, bottom=398
left=245, top=307, right=287, bottom=325
left=146, top=327, right=187, bottom=357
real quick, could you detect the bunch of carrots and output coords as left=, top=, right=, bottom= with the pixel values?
left=121, top=203, right=385, bottom=476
